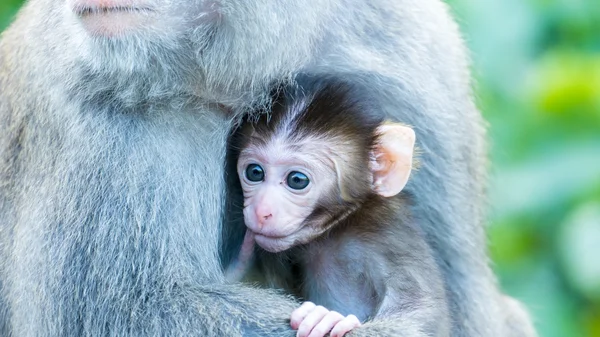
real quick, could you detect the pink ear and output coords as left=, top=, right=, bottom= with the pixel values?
left=371, top=123, right=415, bottom=197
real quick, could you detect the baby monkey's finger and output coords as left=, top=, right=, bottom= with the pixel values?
left=329, top=314, right=361, bottom=337
left=307, top=311, right=345, bottom=337
left=290, top=302, right=317, bottom=329
left=296, top=305, right=329, bottom=337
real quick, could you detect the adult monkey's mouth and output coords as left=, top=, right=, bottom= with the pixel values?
left=72, top=0, right=154, bottom=15
left=75, top=6, right=153, bottom=17
left=72, top=0, right=157, bottom=37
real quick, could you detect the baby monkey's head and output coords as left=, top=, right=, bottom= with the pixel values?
left=234, top=80, right=415, bottom=253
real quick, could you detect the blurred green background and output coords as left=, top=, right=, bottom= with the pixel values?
left=1, top=1, right=599, bottom=336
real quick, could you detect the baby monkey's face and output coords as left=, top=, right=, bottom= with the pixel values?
left=236, top=122, right=416, bottom=253
left=237, top=139, right=338, bottom=253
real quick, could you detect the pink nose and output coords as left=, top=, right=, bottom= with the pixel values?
left=257, top=212, right=273, bottom=223
left=255, top=207, right=273, bottom=228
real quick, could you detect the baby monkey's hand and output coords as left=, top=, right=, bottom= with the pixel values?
left=290, top=301, right=361, bottom=337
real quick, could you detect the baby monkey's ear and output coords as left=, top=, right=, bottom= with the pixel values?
left=370, top=123, right=415, bottom=197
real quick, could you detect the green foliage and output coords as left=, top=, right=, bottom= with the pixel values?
left=447, top=1, right=600, bottom=336
left=1, top=1, right=599, bottom=336
left=0, top=0, right=23, bottom=32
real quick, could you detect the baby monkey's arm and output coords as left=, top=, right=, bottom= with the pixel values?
left=225, top=230, right=256, bottom=282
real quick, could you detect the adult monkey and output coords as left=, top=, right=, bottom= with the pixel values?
left=0, top=0, right=536, bottom=336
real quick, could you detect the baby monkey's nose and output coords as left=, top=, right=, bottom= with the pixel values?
left=258, top=213, right=273, bottom=226
left=255, top=205, right=274, bottom=228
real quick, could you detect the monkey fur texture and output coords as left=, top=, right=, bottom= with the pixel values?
left=0, top=0, right=536, bottom=336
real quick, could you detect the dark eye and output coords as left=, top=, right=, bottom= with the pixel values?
left=287, top=171, right=310, bottom=190
left=245, top=164, right=265, bottom=182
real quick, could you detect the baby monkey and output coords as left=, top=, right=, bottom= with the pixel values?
left=228, top=79, right=449, bottom=337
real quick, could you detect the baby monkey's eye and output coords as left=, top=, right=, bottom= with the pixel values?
left=287, top=171, right=310, bottom=190
left=245, top=164, right=265, bottom=182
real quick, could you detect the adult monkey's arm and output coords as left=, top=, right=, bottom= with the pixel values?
left=0, top=0, right=535, bottom=336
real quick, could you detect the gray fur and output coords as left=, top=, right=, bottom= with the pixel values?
left=0, top=0, right=535, bottom=336
left=249, top=196, right=452, bottom=336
